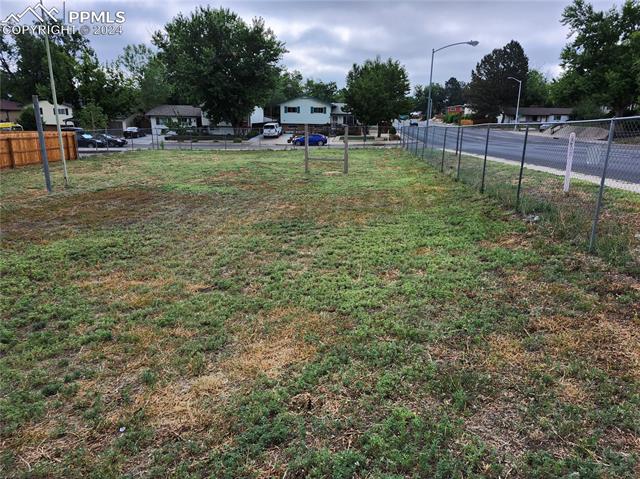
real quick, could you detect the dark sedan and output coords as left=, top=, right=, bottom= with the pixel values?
left=95, top=133, right=127, bottom=147
left=76, top=132, right=106, bottom=148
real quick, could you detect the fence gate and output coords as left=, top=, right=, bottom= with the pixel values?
left=304, top=124, right=349, bottom=174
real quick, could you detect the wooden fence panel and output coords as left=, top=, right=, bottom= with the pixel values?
left=0, top=131, right=78, bottom=169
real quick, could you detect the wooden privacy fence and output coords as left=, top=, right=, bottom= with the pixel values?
left=0, top=131, right=78, bottom=169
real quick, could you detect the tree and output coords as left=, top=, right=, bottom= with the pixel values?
left=138, top=58, right=173, bottom=112
left=18, top=105, right=38, bottom=130
left=466, top=40, right=529, bottom=120
left=0, top=19, right=93, bottom=106
left=444, top=77, right=465, bottom=106
left=153, top=7, right=286, bottom=127
left=303, top=79, right=339, bottom=103
left=344, top=57, right=411, bottom=136
left=413, top=83, right=445, bottom=114
left=76, top=103, right=108, bottom=130
left=555, top=0, right=639, bottom=116
left=263, top=69, right=303, bottom=117
left=523, top=70, right=551, bottom=106
left=117, top=44, right=155, bottom=84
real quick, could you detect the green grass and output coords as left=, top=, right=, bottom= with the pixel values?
left=1, top=149, right=639, bottom=478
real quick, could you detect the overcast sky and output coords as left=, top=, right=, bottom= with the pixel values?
left=2, top=0, right=622, bottom=88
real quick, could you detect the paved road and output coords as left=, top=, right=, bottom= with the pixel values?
left=402, top=125, right=640, bottom=184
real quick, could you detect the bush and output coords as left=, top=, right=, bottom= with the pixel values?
left=18, top=106, right=38, bottom=131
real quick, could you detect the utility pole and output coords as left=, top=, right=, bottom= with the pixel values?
left=41, top=0, right=69, bottom=186
left=507, top=76, right=522, bottom=131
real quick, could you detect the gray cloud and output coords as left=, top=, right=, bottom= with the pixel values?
left=2, top=0, right=622, bottom=88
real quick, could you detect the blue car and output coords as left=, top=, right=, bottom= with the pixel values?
left=293, top=134, right=328, bottom=146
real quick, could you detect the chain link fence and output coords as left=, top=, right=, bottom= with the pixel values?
left=399, top=116, right=640, bottom=272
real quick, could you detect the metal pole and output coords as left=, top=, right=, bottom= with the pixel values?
left=32, top=95, right=52, bottom=193
left=589, top=118, right=616, bottom=252
left=343, top=125, right=349, bottom=174
left=304, top=124, right=309, bottom=173
left=421, top=125, right=426, bottom=158
left=440, top=127, right=448, bottom=172
left=456, top=127, right=464, bottom=180
left=455, top=126, right=461, bottom=155
left=41, top=0, right=68, bottom=186
left=425, top=48, right=435, bottom=149
left=515, top=125, right=530, bottom=211
left=514, top=80, right=522, bottom=131
left=480, top=126, right=490, bottom=193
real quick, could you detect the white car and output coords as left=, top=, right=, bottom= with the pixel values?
left=262, top=122, right=282, bottom=138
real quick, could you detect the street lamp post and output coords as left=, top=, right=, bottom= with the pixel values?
left=426, top=40, right=479, bottom=148
left=507, top=76, right=522, bottom=131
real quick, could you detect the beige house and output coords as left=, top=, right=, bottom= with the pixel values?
left=1, top=100, right=23, bottom=123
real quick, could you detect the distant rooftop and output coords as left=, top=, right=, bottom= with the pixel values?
left=145, top=105, right=202, bottom=117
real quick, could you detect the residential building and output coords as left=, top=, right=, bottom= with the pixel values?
left=446, top=104, right=475, bottom=116
left=331, top=103, right=356, bottom=127
left=502, top=106, right=573, bottom=124
left=146, top=105, right=266, bottom=133
left=36, top=100, right=73, bottom=126
left=280, top=97, right=332, bottom=127
left=1, top=100, right=22, bottom=123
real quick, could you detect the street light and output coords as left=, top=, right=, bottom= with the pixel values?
left=507, top=76, right=522, bottom=130
left=425, top=40, right=479, bottom=147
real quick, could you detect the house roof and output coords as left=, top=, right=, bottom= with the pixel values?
left=145, top=105, right=202, bottom=117
left=280, top=96, right=332, bottom=107
left=331, top=103, right=350, bottom=115
left=504, top=106, right=573, bottom=116
left=0, top=99, right=23, bottom=111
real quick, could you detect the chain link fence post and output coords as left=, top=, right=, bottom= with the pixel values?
left=456, top=127, right=464, bottom=181
left=588, top=118, right=616, bottom=252
left=480, top=126, right=490, bottom=193
left=515, top=125, right=530, bottom=212
left=440, top=127, right=448, bottom=172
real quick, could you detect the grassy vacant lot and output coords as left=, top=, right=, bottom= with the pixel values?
left=1, top=149, right=639, bottom=478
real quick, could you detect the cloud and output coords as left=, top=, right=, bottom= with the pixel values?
left=1, top=0, right=623, bottom=88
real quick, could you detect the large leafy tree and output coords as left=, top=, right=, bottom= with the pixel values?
left=153, top=7, right=286, bottom=126
left=466, top=40, right=529, bottom=120
left=555, top=0, right=639, bottom=116
left=344, top=57, right=411, bottom=136
left=444, top=77, right=465, bottom=106
left=303, top=79, right=339, bottom=103
left=523, top=69, right=551, bottom=106
left=0, top=20, right=92, bottom=105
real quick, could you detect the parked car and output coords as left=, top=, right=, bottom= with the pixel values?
left=292, top=134, right=328, bottom=146
left=539, top=120, right=565, bottom=132
left=409, top=120, right=419, bottom=126
left=0, top=122, right=23, bottom=131
left=124, top=127, right=145, bottom=138
left=95, top=133, right=127, bottom=147
left=262, top=122, right=282, bottom=138
left=76, top=132, right=106, bottom=148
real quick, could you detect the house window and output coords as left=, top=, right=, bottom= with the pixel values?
left=56, top=108, right=68, bottom=115
left=553, top=115, right=561, bottom=121
left=285, top=106, right=300, bottom=113
left=156, top=117, right=167, bottom=125
left=311, top=106, right=326, bottom=114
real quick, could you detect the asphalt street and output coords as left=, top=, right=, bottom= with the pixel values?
left=402, top=125, right=640, bottom=184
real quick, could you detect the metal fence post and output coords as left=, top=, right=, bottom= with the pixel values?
left=588, top=118, right=616, bottom=252
left=343, top=125, right=349, bottom=174
left=515, top=125, right=530, bottom=211
left=420, top=125, right=426, bottom=158
left=456, top=127, right=464, bottom=181
left=455, top=126, right=461, bottom=155
left=480, top=126, right=490, bottom=193
left=304, top=123, right=310, bottom=173
left=32, top=95, right=52, bottom=193
left=440, top=127, right=448, bottom=172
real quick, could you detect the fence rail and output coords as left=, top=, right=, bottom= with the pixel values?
left=0, top=131, right=78, bottom=169
left=399, top=116, right=640, bottom=270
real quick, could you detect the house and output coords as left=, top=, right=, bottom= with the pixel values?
left=502, top=106, right=573, bottom=124
left=146, top=105, right=266, bottom=134
left=279, top=97, right=331, bottom=127
left=1, top=100, right=22, bottom=123
left=36, top=100, right=73, bottom=126
left=146, top=105, right=208, bottom=132
left=446, top=104, right=474, bottom=116
left=330, top=103, right=356, bottom=127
